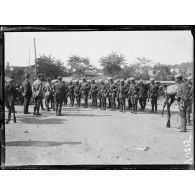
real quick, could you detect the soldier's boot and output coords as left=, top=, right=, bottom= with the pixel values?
left=187, top=113, right=192, bottom=126
left=151, top=103, right=154, bottom=112
left=13, top=108, right=16, bottom=123
left=119, top=104, right=123, bottom=112
left=33, top=106, right=37, bottom=115
left=131, top=105, right=135, bottom=113
left=180, top=117, right=187, bottom=132
left=37, top=107, right=41, bottom=115
left=155, top=102, right=157, bottom=112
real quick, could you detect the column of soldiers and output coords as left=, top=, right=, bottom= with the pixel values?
left=19, top=73, right=192, bottom=132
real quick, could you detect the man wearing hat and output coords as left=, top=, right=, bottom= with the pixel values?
left=118, top=79, right=126, bottom=112
left=21, top=73, right=32, bottom=114
left=43, top=78, right=53, bottom=111
left=98, top=80, right=104, bottom=108
left=129, top=77, right=139, bottom=114
left=138, top=80, right=148, bottom=111
left=81, top=77, right=90, bottom=108
left=90, top=79, right=99, bottom=108
left=175, top=73, right=191, bottom=132
left=32, top=73, right=44, bottom=115
left=53, top=76, right=66, bottom=116
left=74, top=80, right=82, bottom=107
left=125, top=79, right=132, bottom=110
left=67, top=80, right=75, bottom=107
left=148, top=78, right=159, bottom=112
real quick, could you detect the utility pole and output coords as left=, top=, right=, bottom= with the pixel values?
left=34, top=38, right=37, bottom=75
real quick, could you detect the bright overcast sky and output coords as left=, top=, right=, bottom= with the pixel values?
left=5, top=31, right=193, bottom=68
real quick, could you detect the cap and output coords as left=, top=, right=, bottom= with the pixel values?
left=126, top=78, right=130, bottom=82
left=150, top=78, right=154, bottom=81
left=175, top=73, right=183, bottom=79
left=37, top=73, right=43, bottom=78
left=187, top=75, right=192, bottom=80
left=130, top=77, right=135, bottom=81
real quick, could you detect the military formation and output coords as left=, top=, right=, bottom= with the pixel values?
left=6, top=72, right=192, bottom=132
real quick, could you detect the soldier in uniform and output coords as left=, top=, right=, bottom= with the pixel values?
left=129, top=77, right=139, bottom=114
left=74, top=80, right=82, bottom=107
left=148, top=78, right=159, bottom=112
left=110, top=80, right=118, bottom=111
left=138, top=80, right=148, bottom=111
left=21, top=73, right=32, bottom=114
left=101, top=81, right=109, bottom=110
left=186, top=75, right=193, bottom=126
left=175, top=73, right=192, bottom=132
left=90, top=79, right=99, bottom=108
left=116, top=80, right=121, bottom=109
left=53, top=76, right=66, bottom=116
left=68, top=80, right=75, bottom=107
left=81, top=77, right=90, bottom=108
left=118, top=79, right=126, bottom=112
left=98, top=80, right=104, bottom=108
left=125, top=79, right=132, bottom=110
left=43, top=78, right=53, bottom=111
left=32, top=74, right=44, bottom=115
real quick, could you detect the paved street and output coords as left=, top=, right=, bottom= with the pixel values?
left=5, top=99, right=193, bottom=165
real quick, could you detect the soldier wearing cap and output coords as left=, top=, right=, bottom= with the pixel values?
left=138, top=80, right=148, bottom=111
left=32, top=73, right=44, bottom=115
left=43, top=78, right=54, bottom=111
left=175, top=73, right=191, bottom=131
left=74, top=80, right=82, bottom=107
left=67, top=80, right=75, bottom=107
left=90, top=79, right=99, bottom=108
left=129, top=77, right=139, bottom=114
left=148, top=78, right=159, bottom=112
left=53, top=76, right=66, bottom=116
left=98, top=80, right=104, bottom=108
left=62, top=80, right=68, bottom=106
left=109, top=79, right=118, bottom=110
left=81, top=77, right=90, bottom=108
left=125, top=78, right=132, bottom=110
left=118, top=79, right=126, bottom=112
left=21, top=73, right=32, bottom=114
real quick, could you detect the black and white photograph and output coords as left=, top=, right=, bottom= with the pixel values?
left=0, top=26, right=194, bottom=169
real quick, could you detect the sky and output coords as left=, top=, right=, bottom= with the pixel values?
left=5, top=31, right=193, bottom=68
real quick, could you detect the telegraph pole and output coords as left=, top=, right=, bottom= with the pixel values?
left=34, top=38, right=37, bottom=75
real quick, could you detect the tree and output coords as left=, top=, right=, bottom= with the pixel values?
left=67, top=55, right=94, bottom=78
left=115, top=65, right=135, bottom=79
left=133, top=57, right=153, bottom=69
left=35, top=55, right=68, bottom=80
left=99, top=52, right=126, bottom=77
left=153, top=63, right=171, bottom=81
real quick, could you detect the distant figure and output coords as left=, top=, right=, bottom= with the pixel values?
left=90, top=79, right=99, bottom=108
left=74, top=80, right=82, bottom=107
left=119, top=79, right=126, bottom=112
left=21, top=73, right=32, bottom=114
left=148, top=78, right=159, bottom=112
left=81, top=78, right=90, bottom=108
left=43, top=78, right=53, bottom=111
left=32, top=74, right=44, bottom=115
left=53, top=76, right=66, bottom=116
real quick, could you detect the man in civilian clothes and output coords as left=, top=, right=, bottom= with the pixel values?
left=21, top=73, right=32, bottom=114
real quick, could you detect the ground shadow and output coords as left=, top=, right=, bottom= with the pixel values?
left=18, top=117, right=66, bottom=124
left=63, top=113, right=111, bottom=117
left=6, top=141, right=82, bottom=147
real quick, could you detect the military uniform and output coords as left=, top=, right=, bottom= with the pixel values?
left=53, top=77, right=66, bottom=116
left=129, top=81, right=139, bottom=114
left=101, top=84, right=109, bottom=110
left=32, top=77, right=44, bottom=115
left=176, top=76, right=191, bottom=132
left=109, top=82, right=118, bottom=110
left=43, top=81, right=54, bottom=111
left=74, top=82, right=82, bottom=107
left=118, top=81, right=126, bottom=112
left=138, top=82, right=148, bottom=111
left=68, top=82, right=75, bottom=107
left=90, top=81, right=99, bottom=108
left=149, top=81, right=159, bottom=112
left=81, top=79, right=90, bottom=107
left=21, top=76, right=32, bottom=114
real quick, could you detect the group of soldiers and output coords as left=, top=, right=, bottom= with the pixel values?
left=21, top=73, right=162, bottom=116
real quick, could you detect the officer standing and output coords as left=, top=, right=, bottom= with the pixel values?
left=90, top=79, right=99, bottom=108
left=81, top=77, right=90, bottom=108
left=32, top=74, right=44, bottom=115
left=175, top=73, right=191, bottom=132
left=138, top=80, right=148, bottom=111
left=129, top=77, right=139, bottom=114
left=110, top=80, right=118, bottom=111
left=68, top=80, right=75, bottom=107
left=74, top=80, right=82, bottom=107
left=148, top=78, right=159, bottom=112
left=43, top=78, right=53, bottom=111
left=53, top=76, right=66, bottom=116
left=125, top=79, right=132, bottom=110
left=119, top=79, right=126, bottom=112
left=21, top=73, right=32, bottom=114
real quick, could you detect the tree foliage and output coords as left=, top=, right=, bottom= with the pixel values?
left=35, top=55, right=68, bottom=79
left=67, top=55, right=94, bottom=78
left=153, top=63, right=171, bottom=81
left=99, top=52, right=126, bottom=77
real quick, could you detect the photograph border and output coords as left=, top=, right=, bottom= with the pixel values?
left=0, top=25, right=194, bottom=170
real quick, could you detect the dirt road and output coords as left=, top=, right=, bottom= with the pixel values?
left=5, top=99, right=193, bottom=165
